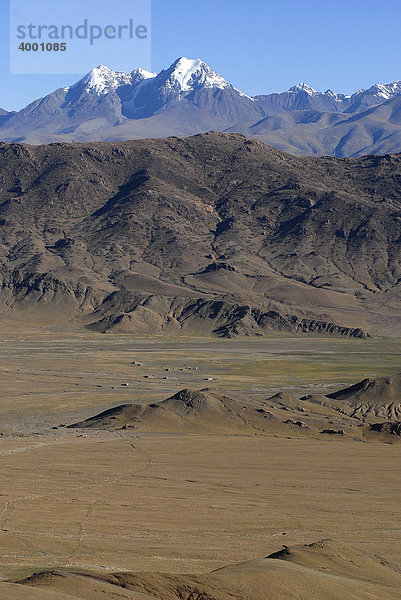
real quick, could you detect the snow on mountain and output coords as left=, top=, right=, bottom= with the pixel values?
left=362, top=81, right=401, bottom=99
left=3, top=57, right=401, bottom=157
left=61, top=58, right=234, bottom=108
left=288, top=83, right=318, bottom=95
left=324, top=89, right=351, bottom=100
left=112, top=56, right=260, bottom=121
left=157, top=57, right=231, bottom=94
left=130, top=67, right=157, bottom=83
left=284, top=80, right=401, bottom=104
left=78, top=65, right=132, bottom=94
left=286, top=80, right=401, bottom=103
left=68, top=65, right=156, bottom=96
left=287, top=83, right=349, bottom=101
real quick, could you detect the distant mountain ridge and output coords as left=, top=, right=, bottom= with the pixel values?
left=2, top=57, right=401, bottom=156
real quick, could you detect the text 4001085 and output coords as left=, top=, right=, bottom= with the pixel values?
left=18, top=42, right=67, bottom=51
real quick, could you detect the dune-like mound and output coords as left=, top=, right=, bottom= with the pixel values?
left=327, top=374, right=401, bottom=420
left=15, top=540, right=401, bottom=600
left=67, top=388, right=307, bottom=434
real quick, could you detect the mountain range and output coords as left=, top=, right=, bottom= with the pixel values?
left=2, top=57, right=401, bottom=156
left=0, top=132, right=400, bottom=337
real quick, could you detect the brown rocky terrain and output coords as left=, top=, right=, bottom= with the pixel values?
left=0, top=132, right=400, bottom=336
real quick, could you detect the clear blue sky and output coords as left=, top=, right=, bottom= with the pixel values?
left=2, top=0, right=401, bottom=110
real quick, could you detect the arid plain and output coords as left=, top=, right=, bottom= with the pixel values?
left=0, top=327, right=400, bottom=599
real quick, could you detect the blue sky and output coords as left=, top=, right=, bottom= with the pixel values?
left=2, top=0, right=401, bottom=110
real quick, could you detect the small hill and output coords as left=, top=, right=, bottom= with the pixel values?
left=327, top=374, right=401, bottom=420
left=67, top=388, right=307, bottom=434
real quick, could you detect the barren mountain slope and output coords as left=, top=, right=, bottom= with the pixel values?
left=0, top=133, right=400, bottom=335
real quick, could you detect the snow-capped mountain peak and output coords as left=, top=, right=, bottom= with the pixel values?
left=67, top=65, right=156, bottom=97
left=77, top=65, right=133, bottom=95
left=165, top=57, right=230, bottom=92
left=64, top=59, right=241, bottom=104
left=289, top=82, right=318, bottom=95
left=287, top=83, right=349, bottom=101
left=365, top=81, right=401, bottom=99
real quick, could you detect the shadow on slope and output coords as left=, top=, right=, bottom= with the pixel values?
left=327, top=374, right=401, bottom=420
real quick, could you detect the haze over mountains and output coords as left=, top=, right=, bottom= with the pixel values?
left=0, top=132, right=400, bottom=337
left=2, top=57, right=401, bottom=156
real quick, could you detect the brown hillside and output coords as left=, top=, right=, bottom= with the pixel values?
left=327, top=374, right=401, bottom=420
left=0, top=134, right=400, bottom=335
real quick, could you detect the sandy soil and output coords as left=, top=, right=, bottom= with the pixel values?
left=0, top=330, right=400, bottom=598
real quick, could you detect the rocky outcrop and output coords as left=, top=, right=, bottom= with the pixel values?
left=370, top=422, right=401, bottom=436
left=84, top=294, right=369, bottom=338
left=320, top=429, right=345, bottom=436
